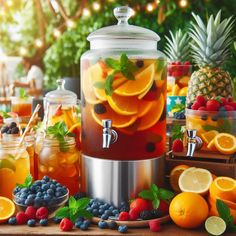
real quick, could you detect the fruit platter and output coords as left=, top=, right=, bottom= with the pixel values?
left=0, top=5, right=236, bottom=236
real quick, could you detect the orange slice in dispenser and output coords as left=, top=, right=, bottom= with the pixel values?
left=136, top=94, right=164, bottom=131
left=114, top=63, right=155, bottom=96
left=178, top=76, right=190, bottom=87
left=137, top=100, right=153, bottom=118
left=0, top=197, right=15, bottom=223
left=214, top=133, right=236, bottom=155
left=107, top=93, right=139, bottom=116
left=91, top=102, right=137, bottom=128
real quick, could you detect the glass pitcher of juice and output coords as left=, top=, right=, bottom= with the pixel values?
left=80, top=7, right=167, bottom=161
left=37, top=136, right=80, bottom=194
left=0, top=140, right=30, bottom=198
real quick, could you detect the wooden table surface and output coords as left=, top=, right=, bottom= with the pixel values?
left=0, top=223, right=234, bottom=236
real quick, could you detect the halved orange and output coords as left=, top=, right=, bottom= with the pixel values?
left=91, top=103, right=137, bottom=128
left=214, top=133, right=236, bottom=155
left=170, top=164, right=190, bottom=193
left=0, top=197, right=15, bottom=223
left=114, top=64, right=155, bottom=96
left=107, top=93, right=139, bottom=116
left=201, top=130, right=219, bottom=145
left=136, top=94, right=164, bottom=131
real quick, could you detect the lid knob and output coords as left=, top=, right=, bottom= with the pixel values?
left=56, top=79, right=65, bottom=90
left=114, top=6, right=134, bottom=25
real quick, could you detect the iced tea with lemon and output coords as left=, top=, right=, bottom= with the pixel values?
left=0, top=141, right=30, bottom=199
left=81, top=55, right=167, bottom=160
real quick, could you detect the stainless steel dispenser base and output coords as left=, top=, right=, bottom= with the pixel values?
left=81, top=155, right=165, bottom=207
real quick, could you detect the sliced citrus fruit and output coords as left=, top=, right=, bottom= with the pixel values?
left=91, top=103, right=137, bottom=128
left=207, top=139, right=218, bottom=152
left=214, top=133, right=236, bottom=155
left=170, top=165, right=190, bottom=193
left=178, top=167, right=213, bottom=195
left=178, top=86, right=188, bottom=96
left=68, top=123, right=80, bottom=133
left=137, top=94, right=164, bottom=131
left=114, top=63, right=155, bottom=96
left=137, top=100, right=153, bottom=118
left=205, top=216, right=226, bottom=236
left=107, top=93, right=139, bottom=116
left=0, top=197, right=15, bottom=223
left=201, top=130, right=219, bottom=144
left=178, top=76, right=190, bottom=87
left=172, top=84, right=180, bottom=96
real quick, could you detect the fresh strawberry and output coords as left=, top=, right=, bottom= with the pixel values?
left=175, top=61, right=181, bottom=65
left=191, top=101, right=201, bottom=110
left=196, top=95, right=207, bottom=106
left=158, top=200, right=169, bottom=214
left=206, top=100, right=220, bottom=111
left=224, top=105, right=235, bottom=111
left=129, top=208, right=140, bottom=221
left=198, top=106, right=207, bottom=111
left=130, top=198, right=150, bottom=213
left=118, top=212, right=130, bottom=221
left=36, top=207, right=48, bottom=220
left=60, top=218, right=73, bottom=231
left=227, top=96, right=233, bottom=102
left=25, top=206, right=37, bottom=220
left=16, top=212, right=29, bottom=225
left=149, top=219, right=161, bottom=232
left=172, top=139, right=184, bottom=152
left=220, top=97, right=227, bottom=106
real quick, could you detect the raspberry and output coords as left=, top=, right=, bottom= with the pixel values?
left=36, top=207, right=48, bottom=220
left=206, top=100, right=220, bottom=111
left=60, top=218, right=73, bottom=231
left=191, top=102, right=201, bottom=110
left=227, top=96, right=233, bottom=102
left=129, top=208, right=139, bottom=221
left=118, top=212, right=130, bottom=221
left=158, top=200, right=169, bottom=214
left=130, top=198, right=150, bottom=213
left=184, top=61, right=191, bottom=65
left=172, top=139, right=184, bottom=152
left=224, top=105, right=235, bottom=111
left=149, top=219, right=161, bottom=232
left=198, top=106, right=207, bottom=111
left=228, top=102, right=236, bottom=110
left=220, top=97, right=227, bottom=106
left=16, top=212, right=29, bottom=225
left=25, top=206, right=37, bottom=220
left=196, top=95, right=207, bottom=106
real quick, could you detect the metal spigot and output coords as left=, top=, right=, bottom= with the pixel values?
left=186, top=129, right=203, bottom=157
left=102, top=119, right=118, bottom=149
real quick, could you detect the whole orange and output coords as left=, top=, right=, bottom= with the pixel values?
left=169, top=192, right=209, bottom=229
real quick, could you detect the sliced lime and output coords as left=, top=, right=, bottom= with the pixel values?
left=205, top=216, right=226, bottom=236
left=0, top=159, right=16, bottom=172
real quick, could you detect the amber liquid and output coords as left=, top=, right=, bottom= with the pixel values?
left=81, top=58, right=167, bottom=160
left=12, top=103, right=32, bottom=116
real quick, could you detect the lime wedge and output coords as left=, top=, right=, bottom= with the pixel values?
left=205, top=216, right=226, bottom=236
left=0, top=159, right=16, bottom=172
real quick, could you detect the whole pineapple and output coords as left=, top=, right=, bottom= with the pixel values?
left=187, top=11, right=235, bottom=104
left=164, top=29, right=190, bottom=62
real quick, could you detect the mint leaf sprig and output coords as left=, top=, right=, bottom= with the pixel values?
left=172, top=124, right=185, bottom=141
left=46, top=121, right=74, bottom=152
left=17, top=175, right=33, bottom=189
left=56, top=197, right=93, bottom=223
left=19, top=88, right=29, bottom=99
left=138, top=184, right=174, bottom=209
left=94, top=53, right=138, bottom=96
left=217, top=199, right=236, bottom=232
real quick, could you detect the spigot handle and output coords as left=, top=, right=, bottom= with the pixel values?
left=186, top=129, right=203, bottom=157
left=102, top=119, right=118, bottom=149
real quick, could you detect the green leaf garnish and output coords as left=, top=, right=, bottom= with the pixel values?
left=172, top=124, right=185, bottom=141
left=17, top=174, right=33, bottom=189
left=1, top=111, right=11, bottom=118
left=138, top=184, right=174, bottom=209
left=216, top=199, right=236, bottom=232
left=202, top=118, right=233, bottom=133
left=56, top=197, right=92, bottom=223
left=19, top=88, right=29, bottom=99
left=105, top=73, right=114, bottom=96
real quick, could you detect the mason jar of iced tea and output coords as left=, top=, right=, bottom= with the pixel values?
left=11, top=96, right=33, bottom=117
left=0, top=140, right=30, bottom=198
left=38, top=137, right=80, bottom=194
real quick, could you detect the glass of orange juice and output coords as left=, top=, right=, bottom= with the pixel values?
left=0, top=140, right=30, bottom=199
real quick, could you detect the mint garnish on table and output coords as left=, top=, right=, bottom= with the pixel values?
left=138, top=184, right=174, bottom=209
left=17, top=174, right=33, bottom=188
left=94, top=53, right=138, bottom=96
left=217, top=199, right=236, bottom=232
left=56, top=196, right=93, bottom=223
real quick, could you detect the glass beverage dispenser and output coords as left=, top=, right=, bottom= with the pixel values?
left=81, top=6, right=167, bottom=206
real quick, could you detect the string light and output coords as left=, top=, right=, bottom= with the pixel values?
left=147, top=3, right=154, bottom=12
left=53, top=29, right=61, bottom=38
left=179, top=0, right=188, bottom=8
left=83, top=8, right=91, bottom=17
left=92, top=2, right=101, bottom=11
left=66, top=19, right=75, bottom=28
left=6, top=0, right=13, bottom=7
left=35, top=39, right=43, bottom=48
left=19, top=47, right=27, bottom=56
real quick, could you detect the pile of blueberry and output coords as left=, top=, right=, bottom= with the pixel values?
left=173, top=110, right=185, bottom=119
left=13, top=176, right=68, bottom=208
left=1, top=122, right=20, bottom=134
left=140, top=209, right=164, bottom=220
left=98, top=220, right=128, bottom=233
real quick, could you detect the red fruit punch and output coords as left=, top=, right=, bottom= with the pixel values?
left=129, top=208, right=140, bottom=221
left=130, top=198, right=150, bottom=212
left=149, top=219, right=161, bottom=232
left=60, top=218, right=73, bottom=231
left=16, top=212, right=28, bottom=225
left=25, top=206, right=37, bottom=220
left=119, top=212, right=130, bottom=221
left=143, top=91, right=156, bottom=101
